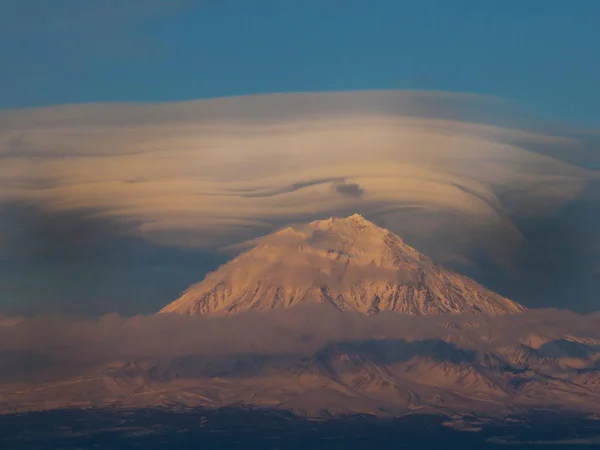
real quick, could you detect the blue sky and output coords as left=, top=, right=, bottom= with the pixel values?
left=1, top=0, right=599, bottom=125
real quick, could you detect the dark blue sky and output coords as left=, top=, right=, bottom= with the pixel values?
left=1, top=0, right=599, bottom=125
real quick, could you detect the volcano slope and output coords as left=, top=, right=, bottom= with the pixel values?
left=160, top=214, right=525, bottom=317
left=3, top=216, right=600, bottom=427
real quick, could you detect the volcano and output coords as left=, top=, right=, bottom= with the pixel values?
left=160, top=214, right=525, bottom=316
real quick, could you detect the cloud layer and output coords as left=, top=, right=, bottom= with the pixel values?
left=0, top=91, right=598, bottom=313
left=0, top=306, right=599, bottom=385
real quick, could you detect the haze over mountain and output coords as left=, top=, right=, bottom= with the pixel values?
left=3, top=214, right=599, bottom=426
left=161, top=214, right=525, bottom=317
left=2, top=306, right=600, bottom=424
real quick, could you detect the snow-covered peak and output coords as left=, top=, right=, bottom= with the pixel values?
left=268, top=214, right=411, bottom=269
left=310, top=213, right=377, bottom=232
left=160, top=215, right=525, bottom=317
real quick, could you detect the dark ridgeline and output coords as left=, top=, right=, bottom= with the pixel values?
left=1, top=407, right=600, bottom=449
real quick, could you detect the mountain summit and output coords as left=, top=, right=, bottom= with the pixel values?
left=160, top=214, right=525, bottom=316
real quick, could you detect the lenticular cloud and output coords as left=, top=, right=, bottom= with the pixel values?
left=0, top=91, right=596, bottom=272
